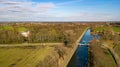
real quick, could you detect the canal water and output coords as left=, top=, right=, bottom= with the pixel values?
left=67, top=29, right=91, bottom=67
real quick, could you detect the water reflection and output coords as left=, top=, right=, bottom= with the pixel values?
left=67, top=29, right=91, bottom=67
left=76, top=45, right=88, bottom=67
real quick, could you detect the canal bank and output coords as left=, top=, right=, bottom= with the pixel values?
left=60, top=27, right=89, bottom=67
left=67, top=28, right=91, bottom=67
left=67, top=45, right=89, bottom=67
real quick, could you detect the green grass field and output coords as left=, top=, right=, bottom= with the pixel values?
left=114, top=43, right=120, bottom=58
left=17, top=27, right=27, bottom=32
left=0, top=25, right=27, bottom=32
left=0, top=25, right=13, bottom=31
left=94, top=26, right=109, bottom=32
left=0, top=45, right=54, bottom=67
left=112, top=26, right=120, bottom=32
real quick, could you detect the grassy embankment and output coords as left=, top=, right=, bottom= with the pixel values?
left=114, top=43, right=120, bottom=58
left=89, top=42, right=116, bottom=67
left=89, top=25, right=117, bottom=67
left=112, top=26, right=120, bottom=58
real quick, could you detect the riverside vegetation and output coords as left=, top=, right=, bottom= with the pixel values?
left=89, top=22, right=120, bottom=67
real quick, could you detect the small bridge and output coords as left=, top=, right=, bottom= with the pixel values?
left=79, top=43, right=89, bottom=46
left=79, top=41, right=90, bottom=46
left=61, top=27, right=89, bottom=67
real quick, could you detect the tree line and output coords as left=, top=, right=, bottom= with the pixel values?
left=0, top=23, right=86, bottom=45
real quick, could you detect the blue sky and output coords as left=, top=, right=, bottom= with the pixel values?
left=0, top=0, right=120, bottom=21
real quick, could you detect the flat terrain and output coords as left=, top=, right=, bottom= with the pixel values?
left=0, top=45, right=55, bottom=67
left=112, top=26, right=120, bottom=32
left=93, top=26, right=109, bottom=32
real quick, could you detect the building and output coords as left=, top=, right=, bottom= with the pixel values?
left=21, top=30, right=30, bottom=37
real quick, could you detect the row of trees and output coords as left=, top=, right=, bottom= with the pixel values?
left=0, top=23, right=86, bottom=44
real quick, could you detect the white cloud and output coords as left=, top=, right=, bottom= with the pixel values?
left=0, top=0, right=120, bottom=21
left=57, top=0, right=83, bottom=6
left=0, top=0, right=56, bottom=12
left=35, top=2, right=56, bottom=12
left=60, top=12, right=120, bottom=21
left=36, top=3, right=56, bottom=9
left=0, top=0, right=57, bottom=21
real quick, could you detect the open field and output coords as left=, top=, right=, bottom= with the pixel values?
left=112, top=26, right=120, bottom=32
left=93, top=26, right=109, bottom=32
left=0, top=45, right=55, bottom=67
left=0, top=44, right=73, bottom=67
left=17, top=27, right=27, bottom=32
left=0, top=25, right=13, bottom=31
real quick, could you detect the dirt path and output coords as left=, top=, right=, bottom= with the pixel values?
left=0, top=43, right=63, bottom=47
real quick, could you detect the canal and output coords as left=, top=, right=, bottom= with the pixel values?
left=67, top=29, right=91, bottom=67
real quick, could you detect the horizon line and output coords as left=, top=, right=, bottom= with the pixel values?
left=0, top=21, right=120, bottom=23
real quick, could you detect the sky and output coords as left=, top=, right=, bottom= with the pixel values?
left=0, top=0, right=120, bottom=21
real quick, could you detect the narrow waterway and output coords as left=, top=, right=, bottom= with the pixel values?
left=67, top=29, right=91, bottom=67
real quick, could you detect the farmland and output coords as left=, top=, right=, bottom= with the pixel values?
left=0, top=45, right=53, bottom=67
